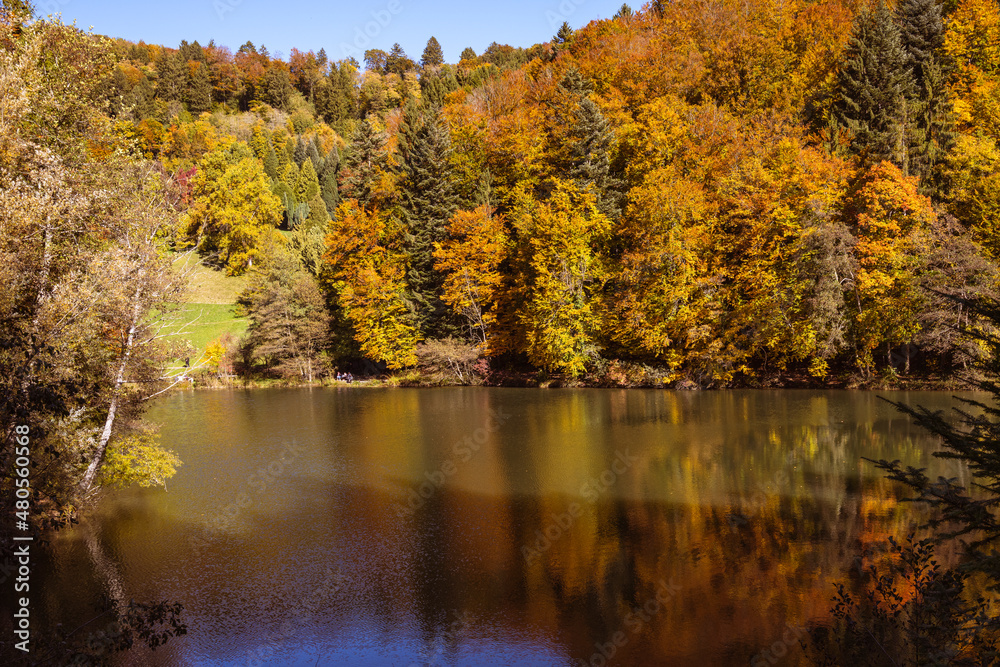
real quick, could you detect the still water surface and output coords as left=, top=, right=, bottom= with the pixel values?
left=34, top=388, right=976, bottom=665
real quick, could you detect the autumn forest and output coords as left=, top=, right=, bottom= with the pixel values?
left=1, top=0, right=999, bottom=505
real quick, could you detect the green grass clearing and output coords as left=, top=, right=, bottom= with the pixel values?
left=168, top=303, right=248, bottom=357
left=171, top=251, right=248, bottom=305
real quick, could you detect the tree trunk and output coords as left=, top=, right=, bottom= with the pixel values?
left=80, top=275, right=144, bottom=493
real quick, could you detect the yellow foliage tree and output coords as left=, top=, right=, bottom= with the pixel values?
left=323, top=200, right=420, bottom=368
left=433, top=205, right=508, bottom=348
left=182, top=141, right=283, bottom=275
left=845, top=162, right=935, bottom=373
left=503, top=181, right=610, bottom=377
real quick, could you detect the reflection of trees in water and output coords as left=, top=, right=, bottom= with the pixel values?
left=27, top=389, right=975, bottom=665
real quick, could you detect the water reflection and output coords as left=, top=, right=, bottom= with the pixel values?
left=28, top=389, right=973, bottom=665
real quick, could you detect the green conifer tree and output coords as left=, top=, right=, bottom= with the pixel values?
left=263, top=142, right=279, bottom=180
left=249, top=123, right=270, bottom=162
left=307, top=136, right=323, bottom=172
left=293, top=136, right=308, bottom=166
left=274, top=132, right=290, bottom=173
left=896, top=0, right=955, bottom=190
left=834, top=1, right=914, bottom=169
left=421, top=36, right=445, bottom=68
left=341, top=117, right=387, bottom=208
left=396, top=103, right=461, bottom=337
left=297, top=159, right=321, bottom=204
left=186, top=62, right=213, bottom=114
left=386, top=43, right=417, bottom=76
left=304, top=193, right=330, bottom=229
left=282, top=162, right=300, bottom=196
left=155, top=50, right=186, bottom=102
left=569, top=97, right=624, bottom=219
left=320, top=145, right=340, bottom=213
left=420, top=68, right=459, bottom=107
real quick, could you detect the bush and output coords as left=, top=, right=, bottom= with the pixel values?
left=415, top=337, right=483, bottom=384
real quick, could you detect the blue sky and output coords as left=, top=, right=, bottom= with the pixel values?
left=38, top=0, right=629, bottom=63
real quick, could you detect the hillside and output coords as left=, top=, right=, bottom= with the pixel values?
left=6, top=0, right=1000, bottom=388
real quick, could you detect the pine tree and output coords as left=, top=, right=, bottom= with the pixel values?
left=396, top=104, right=461, bottom=338
left=834, top=1, right=914, bottom=169
left=459, top=47, right=476, bottom=62
left=421, top=37, right=445, bottom=68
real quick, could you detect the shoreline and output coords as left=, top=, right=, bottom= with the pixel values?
left=185, top=370, right=975, bottom=392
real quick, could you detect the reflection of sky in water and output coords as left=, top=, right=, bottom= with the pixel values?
left=24, top=388, right=977, bottom=666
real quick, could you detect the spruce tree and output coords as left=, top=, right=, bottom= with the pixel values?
left=314, top=78, right=336, bottom=124
left=341, top=117, right=387, bottom=208
left=186, top=63, right=213, bottom=114
left=420, top=69, right=459, bottom=107
left=155, top=50, right=186, bottom=102
left=293, top=136, right=308, bottom=166
left=281, top=162, right=300, bottom=197
left=263, top=142, right=279, bottom=180
left=421, top=36, right=445, bottom=68
left=249, top=123, right=270, bottom=162
left=396, top=104, right=460, bottom=338
left=834, top=1, right=914, bottom=169
left=307, top=136, right=323, bottom=172
left=559, top=67, right=593, bottom=97
left=896, top=0, right=945, bottom=85
left=555, top=21, right=574, bottom=45
left=297, top=159, right=321, bottom=204
left=896, top=0, right=955, bottom=190
left=460, top=47, right=477, bottom=62
left=385, top=43, right=416, bottom=77
left=274, top=132, right=290, bottom=173
left=320, top=145, right=340, bottom=213
left=569, top=97, right=624, bottom=219
left=271, top=180, right=294, bottom=223
left=304, top=194, right=329, bottom=229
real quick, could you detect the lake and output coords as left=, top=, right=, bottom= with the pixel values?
left=30, top=388, right=973, bottom=665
